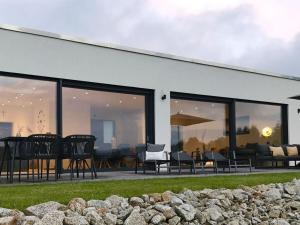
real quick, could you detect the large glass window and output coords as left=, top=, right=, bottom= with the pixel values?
left=236, top=102, right=282, bottom=147
left=0, top=76, right=56, bottom=138
left=62, top=87, right=146, bottom=169
left=171, top=99, right=229, bottom=155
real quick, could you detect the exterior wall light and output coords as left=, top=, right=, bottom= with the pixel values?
left=161, top=94, right=167, bottom=100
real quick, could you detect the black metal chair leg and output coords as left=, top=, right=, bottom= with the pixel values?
left=40, top=159, right=43, bottom=179
left=19, top=159, right=21, bottom=182
left=31, top=160, right=35, bottom=182
left=82, top=160, right=85, bottom=179
left=91, top=158, right=97, bottom=178
left=54, top=159, right=58, bottom=181
left=27, top=160, right=29, bottom=180
left=70, top=159, right=74, bottom=180
left=76, top=160, right=79, bottom=178
left=46, top=159, right=50, bottom=181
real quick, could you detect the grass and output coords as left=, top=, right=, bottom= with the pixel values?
left=0, top=172, right=299, bottom=210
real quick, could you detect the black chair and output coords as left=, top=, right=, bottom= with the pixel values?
left=28, top=134, right=60, bottom=181
left=135, top=143, right=168, bottom=174
left=94, top=143, right=113, bottom=169
left=64, top=135, right=97, bottom=179
left=0, top=137, right=33, bottom=183
left=203, top=151, right=229, bottom=173
left=170, top=151, right=196, bottom=174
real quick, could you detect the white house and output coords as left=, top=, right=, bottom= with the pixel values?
left=1, top=24, right=300, bottom=170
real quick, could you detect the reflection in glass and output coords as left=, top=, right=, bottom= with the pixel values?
left=0, top=76, right=56, bottom=138
left=62, top=87, right=146, bottom=170
left=236, top=102, right=282, bottom=147
left=170, top=99, right=229, bottom=155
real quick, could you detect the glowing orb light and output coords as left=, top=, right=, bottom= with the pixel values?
left=262, top=127, right=273, bottom=137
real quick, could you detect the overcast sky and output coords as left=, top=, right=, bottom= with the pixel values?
left=0, top=0, right=300, bottom=77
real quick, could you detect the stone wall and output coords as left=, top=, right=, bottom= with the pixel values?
left=1, top=179, right=300, bottom=225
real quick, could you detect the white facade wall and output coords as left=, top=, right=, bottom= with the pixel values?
left=1, top=27, right=300, bottom=152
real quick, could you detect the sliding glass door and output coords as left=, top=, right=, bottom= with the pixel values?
left=62, top=86, right=148, bottom=170
left=170, top=98, right=230, bottom=155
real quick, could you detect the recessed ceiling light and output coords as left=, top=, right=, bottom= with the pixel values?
left=29, top=102, right=33, bottom=105
left=72, top=96, right=77, bottom=99
left=1, top=104, right=4, bottom=106
left=194, top=106, right=198, bottom=110
left=119, top=100, right=123, bottom=104
left=22, top=105, right=25, bottom=108
left=15, top=96, right=18, bottom=99
left=7, top=100, right=10, bottom=103
left=180, top=110, right=184, bottom=113
left=85, top=92, right=89, bottom=95
left=175, top=100, right=178, bottom=104
left=211, top=103, right=215, bottom=107
left=20, top=93, right=24, bottom=96
left=32, top=87, right=36, bottom=90
left=133, top=96, right=137, bottom=100
left=39, top=98, right=42, bottom=101
left=106, top=103, right=110, bottom=107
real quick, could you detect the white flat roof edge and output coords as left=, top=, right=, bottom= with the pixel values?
left=1, top=23, right=300, bottom=82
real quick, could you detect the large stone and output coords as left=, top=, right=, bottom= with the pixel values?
left=284, top=185, right=296, bottom=195
left=35, top=210, right=64, bottom=225
left=205, top=207, right=224, bottom=222
left=0, top=216, right=16, bottom=225
left=170, top=196, right=183, bottom=206
left=161, top=191, right=173, bottom=202
left=85, top=210, right=104, bottom=225
left=232, top=189, right=249, bottom=202
left=103, top=213, right=117, bottom=225
left=154, top=204, right=176, bottom=219
left=175, top=204, right=196, bottom=221
left=270, top=219, right=290, bottom=225
left=25, top=201, right=65, bottom=219
left=168, top=216, right=181, bottom=225
left=20, top=216, right=40, bottom=225
left=105, top=196, right=126, bottom=208
left=148, top=193, right=162, bottom=203
left=124, top=208, right=146, bottom=225
left=64, top=216, right=89, bottom=225
left=87, top=200, right=111, bottom=209
left=0, top=208, right=14, bottom=218
left=129, top=197, right=144, bottom=207
left=264, top=188, right=282, bottom=201
left=68, top=198, right=87, bottom=215
left=151, top=214, right=166, bottom=224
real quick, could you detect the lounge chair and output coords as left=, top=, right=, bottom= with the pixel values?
left=169, top=151, right=196, bottom=174
left=135, top=143, right=168, bottom=174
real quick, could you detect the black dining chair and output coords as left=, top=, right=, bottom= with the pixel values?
left=0, top=137, right=33, bottom=183
left=64, top=135, right=97, bottom=179
left=28, top=134, right=61, bottom=181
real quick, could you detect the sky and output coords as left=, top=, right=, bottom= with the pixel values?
left=0, top=0, right=300, bottom=77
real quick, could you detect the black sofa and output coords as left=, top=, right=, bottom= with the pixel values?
left=237, top=143, right=300, bottom=168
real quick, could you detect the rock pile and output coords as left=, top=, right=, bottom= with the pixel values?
left=1, top=179, right=300, bottom=225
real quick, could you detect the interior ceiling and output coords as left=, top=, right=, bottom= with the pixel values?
left=0, top=77, right=145, bottom=111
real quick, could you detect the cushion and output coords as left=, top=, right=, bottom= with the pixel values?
left=269, top=146, right=285, bottom=157
left=147, top=143, right=165, bottom=152
left=256, top=144, right=271, bottom=156
left=287, top=146, right=298, bottom=156
left=146, top=151, right=166, bottom=161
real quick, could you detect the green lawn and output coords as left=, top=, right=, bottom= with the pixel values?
left=0, top=172, right=299, bottom=210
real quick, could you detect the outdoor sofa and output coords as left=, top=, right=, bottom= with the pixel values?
left=237, top=143, right=300, bottom=168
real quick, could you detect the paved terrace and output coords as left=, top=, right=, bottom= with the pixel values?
left=0, top=168, right=299, bottom=185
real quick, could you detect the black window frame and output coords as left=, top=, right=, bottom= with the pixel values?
left=171, top=92, right=289, bottom=152
left=0, top=71, right=155, bottom=143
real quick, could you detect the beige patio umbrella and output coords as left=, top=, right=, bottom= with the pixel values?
left=171, top=113, right=213, bottom=126
left=171, top=113, right=214, bottom=151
